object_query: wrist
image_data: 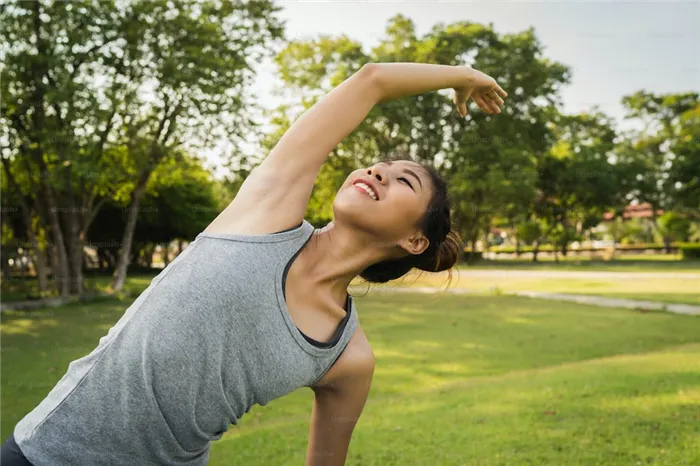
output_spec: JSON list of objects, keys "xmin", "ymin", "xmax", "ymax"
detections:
[{"xmin": 453, "ymin": 65, "xmax": 476, "ymax": 89}]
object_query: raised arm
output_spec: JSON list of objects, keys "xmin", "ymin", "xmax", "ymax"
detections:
[
  {"xmin": 204, "ymin": 63, "xmax": 506, "ymax": 235},
  {"xmin": 255, "ymin": 63, "xmax": 507, "ymax": 188}
]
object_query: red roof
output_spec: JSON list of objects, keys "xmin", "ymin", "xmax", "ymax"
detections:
[{"xmin": 603, "ymin": 203, "xmax": 664, "ymax": 221}]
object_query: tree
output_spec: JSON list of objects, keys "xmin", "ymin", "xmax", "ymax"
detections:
[
  {"xmin": 668, "ymin": 102, "xmax": 700, "ymax": 213},
  {"xmin": 656, "ymin": 212, "xmax": 691, "ymax": 251},
  {"xmin": 89, "ymin": 154, "xmax": 221, "ymax": 272},
  {"xmin": 617, "ymin": 91, "xmax": 700, "ymax": 229},
  {"xmin": 531, "ymin": 112, "xmax": 618, "ymax": 257},
  {"xmin": 1, "ymin": 0, "xmax": 283, "ymax": 295}
]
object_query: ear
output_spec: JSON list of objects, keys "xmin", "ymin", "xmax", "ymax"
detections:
[{"xmin": 397, "ymin": 233, "xmax": 429, "ymax": 256}]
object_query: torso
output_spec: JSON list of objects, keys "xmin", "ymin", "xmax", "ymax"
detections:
[{"xmin": 210, "ymin": 217, "xmax": 373, "ymax": 389}]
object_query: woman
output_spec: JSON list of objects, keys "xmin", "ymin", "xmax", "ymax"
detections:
[{"xmin": 2, "ymin": 62, "xmax": 506, "ymax": 466}]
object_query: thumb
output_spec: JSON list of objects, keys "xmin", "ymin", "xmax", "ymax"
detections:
[
  {"xmin": 459, "ymin": 102, "xmax": 467, "ymax": 118},
  {"xmin": 454, "ymin": 88, "xmax": 472, "ymax": 118}
]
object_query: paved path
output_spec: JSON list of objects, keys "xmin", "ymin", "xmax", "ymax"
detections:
[
  {"xmin": 511, "ymin": 291, "xmax": 700, "ymax": 316},
  {"xmin": 349, "ymin": 286, "xmax": 700, "ymax": 316}
]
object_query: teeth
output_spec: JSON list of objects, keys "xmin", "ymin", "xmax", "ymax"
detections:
[{"xmin": 355, "ymin": 182, "xmax": 378, "ymax": 200}]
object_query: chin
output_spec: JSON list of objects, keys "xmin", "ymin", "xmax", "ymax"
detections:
[{"xmin": 332, "ymin": 191, "xmax": 383, "ymax": 230}]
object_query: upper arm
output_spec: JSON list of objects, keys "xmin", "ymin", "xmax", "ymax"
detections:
[
  {"xmin": 258, "ymin": 63, "xmax": 379, "ymax": 187},
  {"xmin": 204, "ymin": 64, "xmax": 380, "ymax": 236},
  {"xmin": 305, "ymin": 331, "xmax": 375, "ymax": 466}
]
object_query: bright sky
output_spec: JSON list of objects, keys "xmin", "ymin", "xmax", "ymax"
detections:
[{"xmin": 202, "ymin": 0, "xmax": 699, "ymax": 176}]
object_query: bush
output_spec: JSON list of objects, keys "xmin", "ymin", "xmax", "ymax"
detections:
[
  {"xmin": 461, "ymin": 249, "xmax": 483, "ymax": 261},
  {"xmin": 679, "ymin": 243, "xmax": 700, "ymax": 260},
  {"xmin": 489, "ymin": 242, "xmax": 684, "ymax": 254}
]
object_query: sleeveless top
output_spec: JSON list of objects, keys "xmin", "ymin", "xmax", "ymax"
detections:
[{"xmin": 13, "ymin": 219, "xmax": 359, "ymax": 466}]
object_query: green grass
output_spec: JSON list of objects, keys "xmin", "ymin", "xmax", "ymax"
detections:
[
  {"xmin": 1, "ymin": 273, "xmax": 157, "ymax": 302},
  {"xmin": 462, "ymin": 256, "xmax": 700, "ymax": 272},
  {"xmin": 373, "ymin": 269, "xmax": 700, "ymax": 305},
  {"xmin": 2, "ymin": 291, "xmax": 699, "ymax": 465}
]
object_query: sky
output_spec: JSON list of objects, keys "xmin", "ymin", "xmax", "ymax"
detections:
[{"xmin": 202, "ymin": 0, "xmax": 699, "ymax": 176}]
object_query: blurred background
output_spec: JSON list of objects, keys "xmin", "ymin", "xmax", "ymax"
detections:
[{"xmin": 1, "ymin": 1, "xmax": 699, "ymax": 465}]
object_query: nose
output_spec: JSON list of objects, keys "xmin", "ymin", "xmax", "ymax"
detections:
[{"xmin": 367, "ymin": 164, "xmax": 388, "ymax": 185}]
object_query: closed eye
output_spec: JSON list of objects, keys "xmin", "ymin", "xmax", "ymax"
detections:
[{"xmin": 398, "ymin": 177, "xmax": 415, "ymax": 191}]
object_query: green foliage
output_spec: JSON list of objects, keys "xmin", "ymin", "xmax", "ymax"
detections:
[
  {"xmin": 1, "ymin": 0, "xmax": 283, "ymax": 292},
  {"xmin": 680, "ymin": 244, "xmax": 700, "ymax": 260},
  {"xmin": 89, "ymin": 155, "xmax": 220, "ymax": 247},
  {"xmin": 516, "ymin": 221, "xmax": 541, "ymax": 245},
  {"xmin": 618, "ymin": 91, "xmax": 700, "ymax": 214},
  {"xmin": 657, "ymin": 211, "xmax": 692, "ymax": 242}
]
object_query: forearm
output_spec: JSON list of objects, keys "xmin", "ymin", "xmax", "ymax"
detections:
[{"xmin": 368, "ymin": 62, "xmax": 471, "ymax": 103}]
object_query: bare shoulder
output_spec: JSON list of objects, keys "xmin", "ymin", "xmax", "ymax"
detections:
[
  {"xmin": 311, "ymin": 324, "xmax": 375, "ymax": 392},
  {"xmin": 203, "ymin": 166, "xmax": 315, "ymax": 236}
]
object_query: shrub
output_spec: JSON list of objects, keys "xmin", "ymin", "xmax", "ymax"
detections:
[{"xmin": 679, "ymin": 243, "xmax": 700, "ymax": 260}]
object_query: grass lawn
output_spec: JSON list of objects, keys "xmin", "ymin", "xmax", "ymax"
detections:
[
  {"xmin": 370, "ymin": 269, "xmax": 700, "ymax": 305},
  {"xmin": 464, "ymin": 256, "xmax": 700, "ymax": 272},
  {"xmin": 2, "ymin": 291, "xmax": 699, "ymax": 465},
  {"xmin": 1, "ymin": 273, "xmax": 157, "ymax": 302}
]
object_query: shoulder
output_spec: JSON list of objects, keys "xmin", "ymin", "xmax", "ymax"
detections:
[{"xmin": 312, "ymin": 324, "xmax": 375, "ymax": 392}]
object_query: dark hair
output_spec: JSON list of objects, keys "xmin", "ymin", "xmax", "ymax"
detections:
[{"xmin": 358, "ymin": 155, "xmax": 464, "ymax": 287}]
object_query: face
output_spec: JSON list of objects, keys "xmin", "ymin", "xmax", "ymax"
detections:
[{"xmin": 333, "ymin": 160, "xmax": 433, "ymax": 256}]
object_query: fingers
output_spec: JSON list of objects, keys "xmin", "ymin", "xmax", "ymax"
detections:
[
  {"xmin": 489, "ymin": 90, "xmax": 504, "ymax": 107},
  {"xmin": 483, "ymin": 94, "xmax": 501, "ymax": 113},
  {"xmin": 472, "ymin": 95, "xmax": 492, "ymax": 114},
  {"xmin": 493, "ymin": 82, "xmax": 508, "ymax": 98}
]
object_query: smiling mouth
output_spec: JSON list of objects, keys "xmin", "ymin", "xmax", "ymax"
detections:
[{"xmin": 352, "ymin": 183, "xmax": 379, "ymax": 200}]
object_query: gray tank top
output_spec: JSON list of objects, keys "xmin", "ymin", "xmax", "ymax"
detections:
[{"xmin": 13, "ymin": 219, "xmax": 359, "ymax": 465}]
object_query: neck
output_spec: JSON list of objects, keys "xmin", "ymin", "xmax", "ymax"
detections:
[{"xmin": 298, "ymin": 220, "xmax": 393, "ymax": 304}]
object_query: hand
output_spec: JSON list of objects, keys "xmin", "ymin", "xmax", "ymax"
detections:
[{"xmin": 453, "ymin": 68, "xmax": 508, "ymax": 117}]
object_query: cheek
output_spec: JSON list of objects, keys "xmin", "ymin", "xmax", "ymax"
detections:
[{"xmin": 381, "ymin": 190, "xmax": 424, "ymax": 223}]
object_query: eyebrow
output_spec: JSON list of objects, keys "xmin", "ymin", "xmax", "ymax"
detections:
[{"xmin": 382, "ymin": 161, "xmax": 423, "ymax": 191}]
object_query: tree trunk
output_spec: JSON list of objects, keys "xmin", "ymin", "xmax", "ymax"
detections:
[
  {"xmin": 145, "ymin": 244, "xmax": 154, "ymax": 269},
  {"xmin": 65, "ymin": 214, "xmax": 84, "ymax": 295},
  {"xmin": 64, "ymin": 173, "xmax": 86, "ymax": 296},
  {"xmin": 112, "ymin": 173, "xmax": 151, "ymax": 291},
  {"xmin": 663, "ymin": 236, "xmax": 672, "ymax": 254},
  {"xmin": 28, "ymin": 0, "xmax": 70, "ymax": 296},
  {"xmin": 43, "ymin": 192, "xmax": 71, "ymax": 296},
  {"xmin": 27, "ymin": 223, "xmax": 49, "ymax": 293},
  {"xmin": 1, "ymin": 247, "xmax": 13, "ymax": 281},
  {"xmin": 163, "ymin": 242, "xmax": 171, "ymax": 266},
  {"xmin": 511, "ymin": 221, "xmax": 520, "ymax": 258},
  {"xmin": 0, "ymin": 193, "xmax": 12, "ymax": 283},
  {"xmin": 50, "ymin": 241, "xmax": 60, "ymax": 292},
  {"xmin": 533, "ymin": 240, "xmax": 539, "ymax": 262},
  {"xmin": 469, "ymin": 229, "xmax": 479, "ymax": 262}
]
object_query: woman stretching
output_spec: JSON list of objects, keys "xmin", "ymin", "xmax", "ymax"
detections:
[{"xmin": 2, "ymin": 63, "xmax": 506, "ymax": 466}]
